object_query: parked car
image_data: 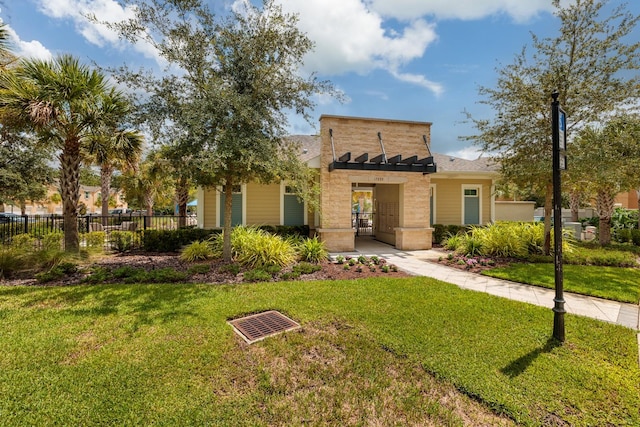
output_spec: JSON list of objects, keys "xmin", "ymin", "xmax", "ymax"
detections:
[{"xmin": 108, "ymin": 209, "xmax": 132, "ymax": 215}]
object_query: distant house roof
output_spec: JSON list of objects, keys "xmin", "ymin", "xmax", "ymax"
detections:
[
  {"xmin": 287, "ymin": 134, "xmax": 498, "ymax": 174},
  {"xmin": 431, "ymin": 153, "xmax": 498, "ymax": 173}
]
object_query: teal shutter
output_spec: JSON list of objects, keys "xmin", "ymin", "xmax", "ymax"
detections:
[
  {"xmin": 283, "ymin": 194, "xmax": 304, "ymax": 226},
  {"xmin": 220, "ymin": 193, "xmax": 242, "ymax": 226}
]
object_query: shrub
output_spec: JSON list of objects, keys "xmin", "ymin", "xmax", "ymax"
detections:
[
  {"xmin": 458, "ymin": 234, "xmax": 483, "ymax": 257},
  {"xmin": 293, "ymin": 261, "xmax": 322, "ymax": 275},
  {"xmin": 83, "ymin": 267, "xmax": 112, "ymax": 284},
  {"xmin": 357, "ymin": 255, "xmax": 368, "ymax": 264},
  {"xmin": 615, "ymin": 228, "xmax": 632, "ymax": 243},
  {"xmin": 432, "ymin": 224, "xmax": 446, "ymax": 245},
  {"xmin": 296, "ymin": 237, "xmax": 328, "ymax": 264},
  {"xmin": 84, "ymin": 231, "xmax": 106, "ymax": 251},
  {"xmin": 11, "ymin": 234, "xmax": 35, "ymax": 251},
  {"xmin": 143, "ymin": 228, "xmax": 219, "ymax": 253},
  {"xmin": 109, "ymin": 231, "xmax": 138, "ymax": 253},
  {"xmin": 42, "ymin": 231, "xmax": 63, "ymax": 251},
  {"xmin": 443, "ymin": 233, "xmax": 464, "ymax": 251},
  {"xmin": 243, "ymin": 268, "xmax": 272, "ymax": 282},
  {"xmin": 187, "ymin": 264, "xmax": 210, "ymax": 275},
  {"xmin": 34, "ymin": 262, "xmax": 77, "ymax": 283},
  {"xmin": 632, "ymin": 229, "xmax": 640, "ymax": 246},
  {"xmin": 180, "ymin": 240, "xmax": 214, "ymax": 262},
  {"xmin": 211, "ymin": 226, "xmax": 296, "ymax": 268},
  {"xmin": 0, "ymin": 247, "xmax": 26, "ymax": 279},
  {"xmin": 335, "ymin": 255, "xmax": 345, "ymax": 264},
  {"xmin": 219, "ymin": 263, "xmax": 240, "ymax": 275}
]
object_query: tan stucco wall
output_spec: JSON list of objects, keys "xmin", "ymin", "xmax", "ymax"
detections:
[
  {"xmin": 495, "ymin": 201, "xmax": 535, "ymax": 222},
  {"xmin": 246, "ymin": 182, "xmax": 280, "ymax": 225},
  {"xmin": 318, "ymin": 115, "xmax": 433, "ymax": 251},
  {"xmin": 430, "ymin": 177, "xmax": 493, "ymax": 225}
]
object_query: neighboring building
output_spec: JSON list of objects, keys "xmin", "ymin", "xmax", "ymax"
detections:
[
  {"xmin": 615, "ymin": 190, "xmax": 639, "ymax": 210},
  {"xmin": 197, "ymin": 115, "xmax": 505, "ymax": 252},
  {"xmin": 2, "ymin": 184, "xmax": 128, "ymax": 215}
]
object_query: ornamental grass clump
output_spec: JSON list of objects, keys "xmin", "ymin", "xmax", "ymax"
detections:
[
  {"xmin": 180, "ymin": 240, "xmax": 214, "ymax": 262},
  {"xmin": 296, "ymin": 237, "xmax": 328, "ymax": 264},
  {"xmin": 211, "ymin": 226, "xmax": 296, "ymax": 268}
]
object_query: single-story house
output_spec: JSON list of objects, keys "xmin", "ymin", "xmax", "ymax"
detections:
[{"xmin": 196, "ymin": 115, "xmax": 506, "ymax": 252}]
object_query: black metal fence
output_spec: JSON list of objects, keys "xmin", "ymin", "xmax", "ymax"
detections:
[
  {"xmin": 0, "ymin": 213, "xmax": 198, "ymax": 249},
  {"xmin": 352, "ymin": 212, "xmax": 374, "ymax": 237}
]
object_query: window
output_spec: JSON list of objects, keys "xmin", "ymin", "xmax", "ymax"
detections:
[
  {"xmin": 282, "ymin": 183, "xmax": 305, "ymax": 226},
  {"xmin": 84, "ymin": 191, "xmax": 90, "ymax": 200}
]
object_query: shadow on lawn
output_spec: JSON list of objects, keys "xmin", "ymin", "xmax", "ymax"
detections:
[
  {"xmin": 1, "ymin": 283, "xmax": 218, "ymax": 329},
  {"xmin": 500, "ymin": 338, "xmax": 561, "ymax": 378}
]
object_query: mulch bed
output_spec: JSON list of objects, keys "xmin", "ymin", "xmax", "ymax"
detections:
[{"xmin": 0, "ymin": 252, "xmax": 409, "ymax": 287}]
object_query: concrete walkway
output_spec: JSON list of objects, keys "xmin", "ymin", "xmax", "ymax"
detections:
[{"xmin": 333, "ymin": 238, "xmax": 639, "ymax": 331}]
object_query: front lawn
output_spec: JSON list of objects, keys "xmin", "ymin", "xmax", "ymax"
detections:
[
  {"xmin": 483, "ymin": 263, "xmax": 640, "ymax": 303},
  {"xmin": 1, "ymin": 278, "xmax": 638, "ymax": 426}
]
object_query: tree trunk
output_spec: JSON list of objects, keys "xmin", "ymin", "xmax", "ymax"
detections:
[
  {"xmin": 101, "ymin": 163, "xmax": 113, "ymax": 225},
  {"xmin": 596, "ymin": 189, "xmax": 615, "ymax": 245},
  {"xmin": 59, "ymin": 139, "xmax": 81, "ymax": 252},
  {"xmin": 569, "ymin": 189, "xmax": 580, "ymax": 222},
  {"xmin": 175, "ymin": 176, "xmax": 189, "ymax": 228},
  {"xmin": 144, "ymin": 191, "xmax": 154, "ymax": 229},
  {"xmin": 223, "ymin": 176, "xmax": 234, "ymax": 262},
  {"xmin": 543, "ymin": 182, "xmax": 553, "ymax": 255}
]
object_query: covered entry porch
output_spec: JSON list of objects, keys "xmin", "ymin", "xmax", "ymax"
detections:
[{"xmin": 316, "ymin": 115, "xmax": 437, "ymax": 252}]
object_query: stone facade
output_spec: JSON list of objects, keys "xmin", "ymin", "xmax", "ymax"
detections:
[{"xmin": 317, "ymin": 115, "xmax": 434, "ymax": 251}]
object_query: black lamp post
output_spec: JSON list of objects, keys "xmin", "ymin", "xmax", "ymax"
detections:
[{"xmin": 551, "ymin": 91, "xmax": 566, "ymax": 342}]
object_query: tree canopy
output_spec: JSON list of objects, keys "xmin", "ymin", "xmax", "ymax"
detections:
[
  {"xmin": 466, "ymin": 0, "xmax": 640, "ymax": 251},
  {"xmin": 106, "ymin": 0, "xmax": 337, "ymax": 260}
]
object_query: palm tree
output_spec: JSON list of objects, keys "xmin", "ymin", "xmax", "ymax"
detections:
[
  {"xmin": 85, "ymin": 88, "xmax": 143, "ymax": 221},
  {"xmin": 0, "ymin": 54, "xmax": 109, "ymax": 251},
  {"xmin": 0, "ymin": 23, "xmax": 16, "ymax": 69}
]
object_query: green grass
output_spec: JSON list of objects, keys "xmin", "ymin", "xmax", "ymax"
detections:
[
  {"xmin": 0, "ymin": 278, "xmax": 638, "ymax": 426},
  {"xmin": 483, "ymin": 263, "xmax": 640, "ymax": 303}
]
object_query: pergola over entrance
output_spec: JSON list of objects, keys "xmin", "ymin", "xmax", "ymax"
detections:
[{"xmin": 317, "ymin": 115, "xmax": 437, "ymax": 252}]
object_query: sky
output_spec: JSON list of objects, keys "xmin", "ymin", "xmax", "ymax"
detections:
[{"xmin": 2, "ymin": 0, "xmax": 639, "ymax": 159}]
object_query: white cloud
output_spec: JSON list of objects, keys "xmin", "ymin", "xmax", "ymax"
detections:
[
  {"xmin": 365, "ymin": 0, "xmax": 554, "ymax": 22},
  {"xmin": 277, "ymin": 0, "xmax": 441, "ymax": 95},
  {"xmin": 5, "ymin": 25, "xmax": 52, "ymax": 60},
  {"xmin": 34, "ymin": 0, "xmax": 161, "ymax": 62}
]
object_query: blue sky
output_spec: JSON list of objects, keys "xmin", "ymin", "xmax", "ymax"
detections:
[{"xmin": 2, "ymin": 0, "xmax": 638, "ymax": 158}]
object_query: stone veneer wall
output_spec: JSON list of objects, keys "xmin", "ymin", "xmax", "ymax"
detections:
[{"xmin": 317, "ymin": 115, "xmax": 434, "ymax": 251}]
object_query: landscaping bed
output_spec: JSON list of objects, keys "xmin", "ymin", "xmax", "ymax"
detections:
[{"xmin": 1, "ymin": 252, "xmax": 409, "ymax": 287}]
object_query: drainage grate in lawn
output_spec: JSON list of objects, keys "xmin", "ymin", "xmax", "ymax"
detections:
[{"xmin": 228, "ymin": 310, "xmax": 301, "ymax": 344}]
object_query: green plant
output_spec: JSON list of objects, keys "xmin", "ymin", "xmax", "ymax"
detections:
[
  {"xmin": 180, "ymin": 240, "xmax": 214, "ymax": 262},
  {"xmin": 84, "ymin": 231, "xmax": 106, "ymax": 251},
  {"xmin": 370, "ymin": 256, "xmax": 380, "ymax": 265},
  {"xmin": 432, "ymin": 224, "xmax": 446, "ymax": 245},
  {"xmin": 219, "ymin": 263, "xmax": 240, "ymax": 275},
  {"xmin": 82, "ymin": 266, "xmax": 112, "ymax": 284},
  {"xmin": 279, "ymin": 271, "xmax": 300, "ymax": 280},
  {"xmin": 243, "ymin": 268, "xmax": 272, "ymax": 282},
  {"xmin": 335, "ymin": 255, "xmax": 345, "ymax": 264},
  {"xmin": 211, "ymin": 226, "xmax": 296, "ymax": 268},
  {"xmin": 381, "ymin": 265, "xmax": 390, "ymax": 273},
  {"xmin": 348, "ymin": 258, "xmax": 357, "ymax": 266},
  {"xmin": 343, "ymin": 264, "xmax": 350, "ymax": 271},
  {"xmin": 297, "ymin": 237, "xmax": 328, "ymax": 264},
  {"xmin": 10, "ymin": 234, "xmax": 35, "ymax": 252},
  {"xmin": 357, "ymin": 255, "xmax": 368, "ymax": 264},
  {"xmin": 42, "ymin": 231, "xmax": 63, "ymax": 251},
  {"xmin": 109, "ymin": 231, "xmax": 138, "ymax": 253},
  {"xmin": 443, "ymin": 233, "xmax": 463, "ymax": 251},
  {"xmin": 34, "ymin": 261, "xmax": 77, "ymax": 283},
  {"xmin": 187, "ymin": 264, "xmax": 211, "ymax": 275},
  {"xmin": 0, "ymin": 247, "xmax": 27, "ymax": 279},
  {"xmin": 292, "ymin": 261, "xmax": 322, "ymax": 275}
]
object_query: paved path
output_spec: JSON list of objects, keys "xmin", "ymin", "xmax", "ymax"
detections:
[{"xmin": 333, "ymin": 238, "xmax": 639, "ymax": 331}]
